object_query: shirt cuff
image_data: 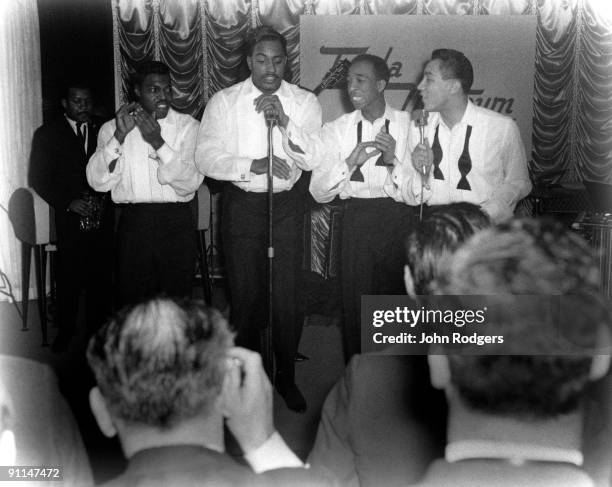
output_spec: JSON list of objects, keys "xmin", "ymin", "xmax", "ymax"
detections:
[
  {"xmin": 105, "ymin": 136, "xmax": 123, "ymax": 161},
  {"xmin": 156, "ymin": 143, "xmax": 175, "ymax": 165},
  {"xmin": 243, "ymin": 431, "xmax": 305, "ymax": 473}
]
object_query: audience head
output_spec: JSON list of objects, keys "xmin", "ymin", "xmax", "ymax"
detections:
[
  {"xmin": 246, "ymin": 26, "xmax": 287, "ymax": 94},
  {"xmin": 87, "ymin": 298, "xmax": 234, "ymax": 438},
  {"xmin": 429, "ymin": 218, "xmax": 611, "ymax": 419},
  {"xmin": 417, "ymin": 48, "xmax": 473, "ymax": 111},
  {"xmin": 404, "ymin": 203, "xmax": 490, "ymax": 296},
  {"xmin": 61, "ymin": 80, "xmax": 93, "ymax": 123},
  {"xmin": 347, "ymin": 54, "xmax": 389, "ymax": 112},
  {"xmin": 132, "ymin": 61, "xmax": 172, "ymax": 119}
]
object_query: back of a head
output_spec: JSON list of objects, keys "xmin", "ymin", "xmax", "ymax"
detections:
[
  {"xmin": 431, "ymin": 48, "xmax": 473, "ymax": 94},
  {"xmin": 87, "ymin": 298, "xmax": 234, "ymax": 429},
  {"xmin": 405, "ymin": 203, "xmax": 490, "ymax": 295},
  {"xmin": 435, "ymin": 218, "xmax": 610, "ymax": 418}
]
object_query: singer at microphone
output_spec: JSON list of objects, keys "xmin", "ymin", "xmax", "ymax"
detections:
[{"xmin": 194, "ymin": 26, "xmax": 323, "ymax": 413}]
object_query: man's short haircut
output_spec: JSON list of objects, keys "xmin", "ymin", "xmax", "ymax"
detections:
[
  {"xmin": 405, "ymin": 203, "xmax": 490, "ymax": 295},
  {"xmin": 350, "ymin": 54, "xmax": 391, "ymax": 84},
  {"xmin": 245, "ymin": 25, "xmax": 287, "ymax": 57},
  {"xmin": 431, "ymin": 49, "xmax": 473, "ymax": 94},
  {"xmin": 87, "ymin": 298, "xmax": 234, "ymax": 429},
  {"xmin": 133, "ymin": 60, "xmax": 171, "ymax": 88},
  {"xmin": 435, "ymin": 218, "xmax": 611, "ymax": 418},
  {"xmin": 62, "ymin": 80, "xmax": 93, "ymax": 100}
]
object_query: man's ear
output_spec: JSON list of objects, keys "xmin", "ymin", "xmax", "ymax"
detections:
[
  {"xmin": 376, "ymin": 79, "xmax": 387, "ymax": 94},
  {"xmin": 428, "ymin": 353, "xmax": 451, "ymax": 390},
  {"xmin": 404, "ymin": 264, "xmax": 416, "ymax": 298},
  {"xmin": 89, "ymin": 387, "xmax": 118, "ymax": 438},
  {"xmin": 449, "ymin": 78, "xmax": 463, "ymax": 96}
]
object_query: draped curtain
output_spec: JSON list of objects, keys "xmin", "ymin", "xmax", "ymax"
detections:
[
  {"xmin": 112, "ymin": 0, "xmax": 612, "ymax": 185},
  {"xmin": 0, "ymin": 0, "xmax": 42, "ymax": 302}
]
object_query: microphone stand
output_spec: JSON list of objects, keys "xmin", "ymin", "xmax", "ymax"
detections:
[
  {"xmin": 419, "ymin": 125, "xmax": 426, "ymax": 221},
  {"xmin": 263, "ymin": 117, "xmax": 275, "ymax": 379}
]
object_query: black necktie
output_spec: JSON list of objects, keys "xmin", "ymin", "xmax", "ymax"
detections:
[
  {"xmin": 375, "ymin": 119, "xmax": 391, "ymax": 166},
  {"xmin": 432, "ymin": 125, "xmax": 444, "ymax": 180},
  {"xmin": 76, "ymin": 122, "xmax": 86, "ymax": 153},
  {"xmin": 456, "ymin": 125, "xmax": 473, "ymax": 191},
  {"xmin": 350, "ymin": 121, "xmax": 365, "ymax": 182}
]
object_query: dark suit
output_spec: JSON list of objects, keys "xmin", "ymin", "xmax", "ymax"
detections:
[
  {"xmin": 29, "ymin": 116, "xmax": 113, "ymax": 341},
  {"xmin": 100, "ymin": 445, "xmax": 334, "ymax": 487},
  {"xmin": 308, "ymin": 354, "xmax": 447, "ymax": 487}
]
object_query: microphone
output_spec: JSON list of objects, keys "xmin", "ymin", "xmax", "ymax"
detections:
[
  {"xmin": 416, "ymin": 108, "xmax": 428, "ymax": 145},
  {"xmin": 264, "ymin": 108, "xmax": 277, "ymax": 126},
  {"xmin": 415, "ymin": 109, "xmax": 429, "ymax": 177}
]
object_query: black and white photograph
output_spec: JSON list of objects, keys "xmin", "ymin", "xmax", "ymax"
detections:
[{"xmin": 1, "ymin": 0, "xmax": 612, "ymax": 485}]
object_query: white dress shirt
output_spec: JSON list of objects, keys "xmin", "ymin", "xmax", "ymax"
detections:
[
  {"xmin": 86, "ymin": 108, "xmax": 203, "ymax": 203},
  {"xmin": 195, "ymin": 77, "xmax": 322, "ymax": 193},
  {"xmin": 395, "ymin": 101, "xmax": 532, "ymax": 222},
  {"xmin": 308, "ymin": 105, "xmax": 409, "ymax": 203}
]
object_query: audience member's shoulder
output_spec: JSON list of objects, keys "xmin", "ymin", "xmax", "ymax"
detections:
[{"xmin": 0, "ymin": 355, "xmax": 55, "ymax": 390}]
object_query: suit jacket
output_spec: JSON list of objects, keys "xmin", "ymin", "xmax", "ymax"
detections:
[
  {"xmin": 308, "ymin": 354, "xmax": 447, "ymax": 487},
  {"xmin": 29, "ymin": 115, "xmax": 114, "ymax": 242},
  {"xmin": 99, "ymin": 445, "xmax": 335, "ymax": 487},
  {"xmin": 0, "ymin": 355, "xmax": 94, "ymax": 486},
  {"xmin": 29, "ymin": 116, "xmax": 101, "ymax": 212}
]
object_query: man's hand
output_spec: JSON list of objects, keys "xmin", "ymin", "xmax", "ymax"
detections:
[
  {"xmin": 251, "ymin": 155, "xmax": 292, "ymax": 180},
  {"xmin": 346, "ymin": 142, "xmax": 380, "ymax": 170},
  {"xmin": 411, "ymin": 138, "xmax": 433, "ymax": 176},
  {"xmin": 67, "ymin": 198, "xmax": 93, "ymax": 217},
  {"xmin": 374, "ymin": 126, "xmax": 396, "ymax": 165},
  {"xmin": 254, "ymin": 94, "xmax": 289, "ymax": 129},
  {"xmin": 222, "ymin": 347, "xmax": 274, "ymax": 454},
  {"xmin": 114, "ymin": 102, "xmax": 138, "ymax": 144},
  {"xmin": 133, "ymin": 106, "xmax": 164, "ymax": 150}
]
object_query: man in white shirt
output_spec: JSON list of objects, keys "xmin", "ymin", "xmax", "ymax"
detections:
[
  {"xmin": 196, "ymin": 26, "xmax": 322, "ymax": 412},
  {"xmin": 87, "ymin": 298, "xmax": 331, "ymax": 487},
  {"xmin": 404, "ymin": 49, "xmax": 532, "ymax": 223},
  {"xmin": 308, "ymin": 54, "xmax": 414, "ymax": 361},
  {"xmin": 87, "ymin": 61, "xmax": 203, "ymax": 306}
]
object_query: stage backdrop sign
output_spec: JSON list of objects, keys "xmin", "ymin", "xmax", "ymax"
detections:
[{"xmin": 300, "ymin": 15, "xmax": 536, "ymax": 158}]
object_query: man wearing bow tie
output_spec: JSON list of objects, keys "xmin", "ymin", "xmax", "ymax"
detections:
[
  {"xmin": 308, "ymin": 54, "xmax": 415, "ymax": 361},
  {"xmin": 403, "ymin": 49, "xmax": 532, "ymax": 223},
  {"xmin": 30, "ymin": 82, "xmax": 114, "ymax": 353}
]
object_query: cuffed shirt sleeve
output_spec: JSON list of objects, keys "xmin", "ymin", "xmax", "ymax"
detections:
[
  {"xmin": 86, "ymin": 122, "xmax": 123, "ymax": 193},
  {"xmin": 481, "ymin": 121, "xmax": 532, "ymax": 223},
  {"xmin": 156, "ymin": 119, "xmax": 204, "ymax": 197},
  {"xmin": 195, "ymin": 93, "xmax": 254, "ymax": 182},
  {"xmin": 243, "ymin": 431, "xmax": 305, "ymax": 473}
]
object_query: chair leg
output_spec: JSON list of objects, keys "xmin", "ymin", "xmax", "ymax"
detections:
[
  {"xmin": 20, "ymin": 242, "xmax": 31, "ymax": 331},
  {"xmin": 34, "ymin": 245, "xmax": 48, "ymax": 347},
  {"xmin": 197, "ymin": 230, "xmax": 212, "ymax": 305},
  {"xmin": 49, "ymin": 249, "xmax": 57, "ymax": 326}
]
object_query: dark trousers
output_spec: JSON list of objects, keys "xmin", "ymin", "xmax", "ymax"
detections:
[
  {"xmin": 341, "ymin": 198, "xmax": 414, "ymax": 361},
  {"xmin": 222, "ymin": 184, "xmax": 303, "ymax": 380},
  {"xmin": 55, "ymin": 209, "xmax": 114, "ymax": 338},
  {"xmin": 116, "ymin": 202, "xmax": 196, "ymax": 307}
]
